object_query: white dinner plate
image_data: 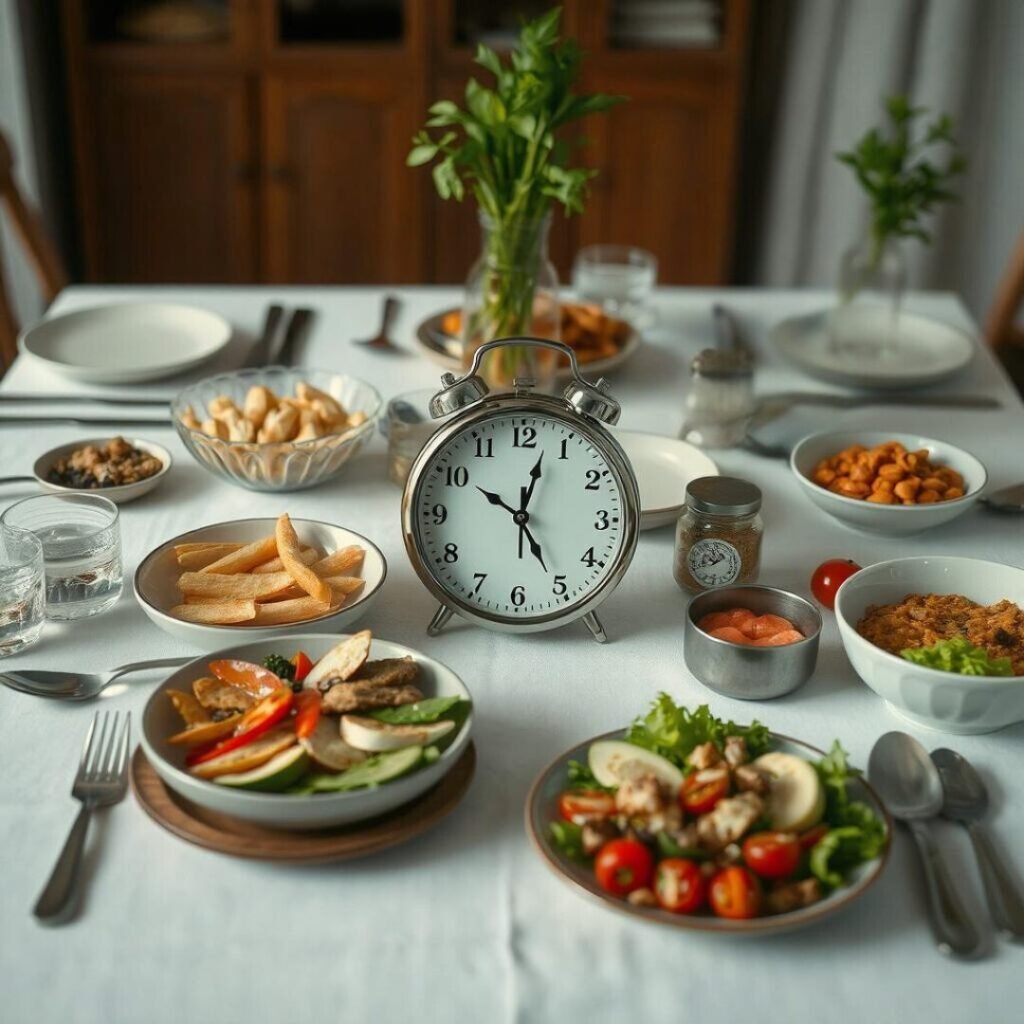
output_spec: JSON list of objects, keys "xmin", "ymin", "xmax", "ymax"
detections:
[
  {"xmin": 611, "ymin": 429, "xmax": 718, "ymax": 530},
  {"xmin": 770, "ymin": 309, "xmax": 975, "ymax": 390},
  {"xmin": 20, "ymin": 302, "xmax": 232, "ymax": 384}
]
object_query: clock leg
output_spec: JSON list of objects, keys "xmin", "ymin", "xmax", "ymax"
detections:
[
  {"xmin": 427, "ymin": 603, "xmax": 454, "ymax": 637},
  {"xmin": 582, "ymin": 611, "xmax": 608, "ymax": 644}
]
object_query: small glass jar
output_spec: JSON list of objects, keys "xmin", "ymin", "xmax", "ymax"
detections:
[{"xmin": 674, "ymin": 476, "xmax": 763, "ymax": 592}]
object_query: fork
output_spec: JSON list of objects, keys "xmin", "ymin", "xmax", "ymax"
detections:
[{"xmin": 34, "ymin": 711, "xmax": 131, "ymax": 924}]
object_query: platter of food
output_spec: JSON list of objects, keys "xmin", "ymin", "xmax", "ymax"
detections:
[
  {"xmin": 414, "ymin": 303, "xmax": 641, "ymax": 378},
  {"xmin": 527, "ymin": 695, "xmax": 890, "ymax": 934},
  {"xmin": 134, "ymin": 513, "xmax": 385, "ymax": 647},
  {"xmin": 139, "ymin": 630, "xmax": 474, "ymax": 830}
]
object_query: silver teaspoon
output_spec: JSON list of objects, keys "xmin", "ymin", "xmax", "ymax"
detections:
[
  {"xmin": 0, "ymin": 657, "xmax": 190, "ymax": 701},
  {"xmin": 869, "ymin": 731, "xmax": 985, "ymax": 959},
  {"xmin": 980, "ymin": 482, "xmax": 1024, "ymax": 513},
  {"xmin": 932, "ymin": 748, "xmax": 1024, "ymax": 941}
]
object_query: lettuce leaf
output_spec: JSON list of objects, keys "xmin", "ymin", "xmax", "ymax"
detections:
[
  {"xmin": 369, "ymin": 696, "xmax": 467, "ymax": 723},
  {"xmin": 901, "ymin": 636, "xmax": 1012, "ymax": 677},
  {"xmin": 549, "ymin": 821, "xmax": 589, "ymax": 862},
  {"xmin": 567, "ymin": 759, "xmax": 613, "ymax": 792}
]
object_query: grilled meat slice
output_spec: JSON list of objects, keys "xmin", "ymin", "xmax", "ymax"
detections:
[
  {"xmin": 696, "ymin": 792, "xmax": 765, "ymax": 851},
  {"xmin": 322, "ymin": 681, "xmax": 423, "ymax": 714},
  {"xmin": 582, "ymin": 819, "xmax": 622, "ymax": 858},
  {"xmin": 687, "ymin": 741, "xmax": 721, "ymax": 770},
  {"xmin": 734, "ymin": 763, "xmax": 771, "ymax": 795},
  {"xmin": 317, "ymin": 657, "xmax": 419, "ymax": 694},
  {"xmin": 723, "ymin": 735, "xmax": 749, "ymax": 768},
  {"xmin": 764, "ymin": 878, "xmax": 822, "ymax": 915}
]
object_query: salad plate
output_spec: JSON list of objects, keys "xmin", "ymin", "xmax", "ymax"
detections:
[
  {"xmin": 526, "ymin": 698, "xmax": 891, "ymax": 935},
  {"xmin": 140, "ymin": 633, "xmax": 473, "ymax": 830}
]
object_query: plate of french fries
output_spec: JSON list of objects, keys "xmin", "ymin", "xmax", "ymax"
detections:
[
  {"xmin": 134, "ymin": 514, "xmax": 386, "ymax": 648},
  {"xmin": 414, "ymin": 303, "xmax": 640, "ymax": 378},
  {"xmin": 171, "ymin": 368, "xmax": 381, "ymax": 492}
]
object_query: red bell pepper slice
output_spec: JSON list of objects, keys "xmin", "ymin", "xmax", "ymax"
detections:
[
  {"xmin": 187, "ymin": 688, "xmax": 294, "ymax": 766},
  {"xmin": 290, "ymin": 651, "xmax": 314, "ymax": 684},
  {"xmin": 293, "ymin": 690, "xmax": 322, "ymax": 740}
]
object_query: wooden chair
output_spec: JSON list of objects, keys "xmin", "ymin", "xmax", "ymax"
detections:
[{"xmin": 0, "ymin": 130, "xmax": 67, "ymax": 371}]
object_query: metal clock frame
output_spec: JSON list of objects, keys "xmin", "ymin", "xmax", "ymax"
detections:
[{"xmin": 401, "ymin": 349, "xmax": 641, "ymax": 644}]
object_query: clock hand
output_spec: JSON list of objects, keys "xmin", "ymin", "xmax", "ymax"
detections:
[
  {"xmin": 476, "ymin": 486, "xmax": 517, "ymax": 516},
  {"xmin": 520, "ymin": 452, "xmax": 543, "ymax": 511},
  {"xmin": 520, "ymin": 523, "xmax": 548, "ymax": 573}
]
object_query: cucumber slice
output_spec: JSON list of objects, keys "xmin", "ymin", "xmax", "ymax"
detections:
[
  {"xmin": 752, "ymin": 751, "xmax": 826, "ymax": 831},
  {"xmin": 214, "ymin": 745, "xmax": 309, "ymax": 792},
  {"xmin": 306, "ymin": 745, "xmax": 424, "ymax": 793},
  {"xmin": 341, "ymin": 714, "xmax": 455, "ymax": 752},
  {"xmin": 588, "ymin": 740, "xmax": 684, "ymax": 790}
]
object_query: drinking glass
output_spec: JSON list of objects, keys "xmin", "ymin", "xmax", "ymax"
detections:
[
  {"xmin": 384, "ymin": 389, "xmax": 447, "ymax": 486},
  {"xmin": 1, "ymin": 494, "xmax": 123, "ymax": 620},
  {"xmin": 0, "ymin": 525, "xmax": 46, "ymax": 655},
  {"xmin": 572, "ymin": 244, "xmax": 658, "ymax": 327}
]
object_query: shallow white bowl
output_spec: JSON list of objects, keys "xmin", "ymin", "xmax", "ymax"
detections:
[
  {"xmin": 135, "ymin": 517, "xmax": 386, "ymax": 650},
  {"xmin": 790, "ymin": 430, "xmax": 986, "ymax": 536},
  {"xmin": 835, "ymin": 556, "xmax": 1024, "ymax": 734},
  {"xmin": 140, "ymin": 634, "xmax": 473, "ymax": 829},
  {"xmin": 31, "ymin": 437, "xmax": 172, "ymax": 504}
]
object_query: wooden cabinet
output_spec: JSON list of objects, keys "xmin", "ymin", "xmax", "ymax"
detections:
[{"xmin": 62, "ymin": 0, "xmax": 749, "ymax": 286}]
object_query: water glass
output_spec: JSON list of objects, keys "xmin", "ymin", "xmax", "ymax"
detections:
[
  {"xmin": 572, "ymin": 244, "xmax": 658, "ymax": 327},
  {"xmin": 0, "ymin": 525, "xmax": 46, "ymax": 656},
  {"xmin": 383, "ymin": 389, "xmax": 447, "ymax": 486},
  {"xmin": 1, "ymin": 494, "xmax": 123, "ymax": 621}
]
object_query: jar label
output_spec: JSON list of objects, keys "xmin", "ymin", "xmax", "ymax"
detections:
[{"xmin": 687, "ymin": 538, "xmax": 742, "ymax": 588}]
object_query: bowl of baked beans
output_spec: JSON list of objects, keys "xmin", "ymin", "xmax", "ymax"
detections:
[{"xmin": 790, "ymin": 431, "xmax": 986, "ymax": 536}]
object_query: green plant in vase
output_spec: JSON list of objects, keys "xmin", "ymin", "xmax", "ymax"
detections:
[
  {"xmin": 831, "ymin": 96, "xmax": 965, "ymax": 354},
  {"xmin": 407, "ymin": 7, "xmax": 624, "ymax": 387}
]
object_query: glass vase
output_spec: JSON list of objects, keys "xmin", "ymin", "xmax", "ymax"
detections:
[
  {"xmin": 461, "ymin": 210, "xmax": 560, "ymax": 390},
  {"xmin": 829, "ymin": 232, "xmax": 907, "ymax": 358}
]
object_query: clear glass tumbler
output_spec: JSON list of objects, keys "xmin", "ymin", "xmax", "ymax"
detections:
[
  {"xmin": 384, "ymin": 389, "xmax": 448, "ymax": 486},
  {"xmin": 0, "ymin": 525, "xmax": 46, "ymax": 655},
  {"xmin": 1, "ymin": 493, "xmax": 123, "ymax": 621},
  {"xmin": 572, "ymin": 244, "xmax": 657, "ymax": 328}
]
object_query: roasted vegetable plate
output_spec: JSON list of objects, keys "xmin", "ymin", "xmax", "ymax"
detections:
[{"xmin": 526, "ymin": 695, "xmax": 890, "ymax": 934}]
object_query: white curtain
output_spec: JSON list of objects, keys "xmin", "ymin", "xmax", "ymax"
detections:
[{"xmin": 754, "ymin": 0, "xmax": 1024, "ymax": 321}]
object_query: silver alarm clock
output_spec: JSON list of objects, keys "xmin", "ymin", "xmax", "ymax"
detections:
[{"xmin": 401, "ymin": 337, "xmax": 640, "ymax": 643}]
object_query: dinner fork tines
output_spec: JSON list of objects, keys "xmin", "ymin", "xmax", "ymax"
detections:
[{"xmin": 34, "ymin": 711, "xmax": 131, "ymax": 925}]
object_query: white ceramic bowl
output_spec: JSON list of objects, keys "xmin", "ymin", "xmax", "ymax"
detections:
[
  {"xmin": 140, "ymin": 634, "xmax": 473, "ymax": 829},
  {"xmin": 790, "ymin": 431, "xmax": 986, "ymax": 536},
  {"xmin": 835, "ymin": 556, "xmax": 1024, "ymax": 734},
  {"xmin": 30, "ymin": 436, "xmax": 172, "ymax": 504},
  {"xmin": 135, "ymin": 517, "xmax": 386, "ymax": 650}
]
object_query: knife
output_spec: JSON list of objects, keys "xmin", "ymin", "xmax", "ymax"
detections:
[
  {"xmin": 0, "ymin": 393, "xmax": 171, "ymax": 407},
  {"xmin": 273, "ymin": 308, "xmax": 315, "ymax": 366},
  {"xmin": 245, "ymin": 304, "xmax": 285, "ymax": 367},
  {"xmin": 713, "ymin": 303, "xmax": 756, "ymax": 363},
  {"xmin": 0, "ymin": 415, "xmax": 173, "ymax": 428},
  {"xmin": 764, "ymin": 392, "xmax": 1000, "ymax": 409}
]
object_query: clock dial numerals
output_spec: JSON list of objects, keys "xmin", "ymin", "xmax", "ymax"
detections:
[{"xmin": 415, "ymin": 413, "xmax": 625, "ymax": 620}]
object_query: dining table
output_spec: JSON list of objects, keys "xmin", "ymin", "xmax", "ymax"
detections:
[{"xmin": 1, "ymin": 284, "xmax": 1021, "ymax": 1024}]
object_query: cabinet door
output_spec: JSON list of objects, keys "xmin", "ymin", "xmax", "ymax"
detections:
[
  {"xmin": 88, "ymin": 71, "xmax": 256, "ymax": 282},
  {"xmin": 263, "ymin": 76, "xmax": 424, "ymax": 283}
]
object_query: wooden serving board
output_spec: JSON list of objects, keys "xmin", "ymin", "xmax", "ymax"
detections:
[{"xmin": 130, "ymin": 744, "xmax": 475, "ymax": 863}]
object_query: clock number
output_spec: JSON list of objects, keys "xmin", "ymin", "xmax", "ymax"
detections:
[
  {"xmin": 512, "ymin": 425, "xmax": 537, "ymax": 449},
  {"xmin": 595, "ymin": 510, "xmax": 610, "ymax": 530},
  {"xmin": 445, "ymin": 466, "xmax": 468, "ymax": 487},
  {"xmin": 552, "ymin": 575, "xmax": 567, "ymax": 596},
  {"xmin": 581, "ymin": 547, "xmax": 597, "ymax": 568},
  {"xmin": 474, "ymin": 437, "xmax": 494, "ymax": 458},
  {"xmin": 430, "ymin": 503, "xmax": 447, "ymax": 525},
  {"xmin": 558, "ymin": 438, "xmax": 569, "ymax": 460},
  {"xmin": 471, "ymin": 572, "xmax": 487, "ymax": 595},
  {"xmin": 443, "ymin": 543, "xmax": 459, "ymax": 563},
  {"xmin": 585, "ymin": 469, "xmax": 601, "ymax": 490},
  {"xmin": 511, "ymin": 585, "xmax": 526, "ymax": 607}
]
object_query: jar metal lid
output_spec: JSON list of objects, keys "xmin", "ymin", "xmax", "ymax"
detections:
[{"xmin": 685, "ymin": 476, "xmax": 762, "ymax": 516}]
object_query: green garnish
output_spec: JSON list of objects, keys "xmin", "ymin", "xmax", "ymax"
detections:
[
  {"xmin": 901, "ymin": 636, "xmax": 1013, "ymax": 677},
  {"xmin": 567, "ymin": 759, "xmax": 613, "ymax": 793},
  {"xmin": 369, "ymin": 696, "xmax": 466, "ymax": 724},
  {"xmin": 262, "ymin": 654, "xmax": 295, "ymax": 682},
  {"xmin": 549, "ymin": 821, "xmax": 588, "ymax": 862}
]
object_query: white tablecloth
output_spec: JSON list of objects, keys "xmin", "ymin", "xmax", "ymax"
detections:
[{"xmin": 1, "ymin": 286, "xmax": 1022, "ymax": 1024}]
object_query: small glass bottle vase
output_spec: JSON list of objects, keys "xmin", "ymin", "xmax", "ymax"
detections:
[
  {"xmin": 461, "ymin": 211, "xmax": 560, "ymax": 390},
  {"xmin": 829, "ymin": 233, "xmax": 906, "ymax": 359}
]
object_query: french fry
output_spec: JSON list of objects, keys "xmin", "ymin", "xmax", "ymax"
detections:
[
  {"xmin": 276, "ymin": 513, "xmax": 331, "ymax": 604},
  {"xmin": 177, "ymin": 571, "xmax": 293, "ymax": 600},
  {"xmin": 168, "ymin": 600, "xmax": 258, "ymax": 624},
  {"xmin": 165, "ymin": 689, "xmax": 211, "ymax": 726},
  {"xmin": 270, "ymin": 574, "xmax": 366, "ymax": 602},
  {"xmin": 175, "ymin": 542, "xmax": 244, "ymax": 555},
  {"xmin": 167, "ymin": 716, "xmax": 241, "ymax": 746},
  {"xmin": 175, "ymin": 543, "xmax": 246, "ymax": 571},
  {"xmin": 199, "ymin": 536, "xmax": 278, "ymax": 575},
  {"xmin": 311, "ymin": 545, "xmax": 365, "ymax": 577},
  {"xmin": 251, "ymin": 595, "xmax": 335, "ymax": 626},
  {"xmin": 250, "ymin": 546, "xmax": 318, "ymax": 575}
]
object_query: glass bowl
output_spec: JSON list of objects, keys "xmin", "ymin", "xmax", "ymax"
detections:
[{"xmin": 172, "ymin": 367, "xmax": 381, "ymax": 492}]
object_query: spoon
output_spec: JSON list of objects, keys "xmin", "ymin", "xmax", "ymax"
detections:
[
  {"xmin": 931, "ymin": 748, "xmax": 1024, "ymax": 941},
  {"xmin": 980, "ymin": 482, "xmax": 1024, "ymax": 513},
  {"xmin": 353, "ymin": 295, "xmax": 405, "ymax": 353},
  {"xmin": 0, "ymin": 657, "xmax": 191, "ymax": 701},
  {"xmin": 868, "ymin": 731, "xmax": 985, "ymax": 959}
]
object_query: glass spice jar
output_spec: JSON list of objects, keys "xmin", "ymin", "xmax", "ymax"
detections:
[{"xmin": 674, "ymin": 476, "xmax": 763, "ymax": 592}]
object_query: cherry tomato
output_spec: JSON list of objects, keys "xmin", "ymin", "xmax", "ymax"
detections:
[
  {"xmin": 709, "ymin": 866, "xmax": 762, "ymax": 920},
  {"xmin": 558, "ymin": 790, "xmax": 615, "ymax": 824},
  {"xmin": 680, "ymin": 771, "xmax": 730, "ymax": 815},
  {"xmin": 293, "ymin": 689, "xmax": 322, "ymax": 740},
  {"xmin": 594, "ymin": 839, "xmax": 654, "ymax": 897},
  {"xmin": 742, "ymin": 831, "xmax": 801, "ymax": 880},
  {"xmin": 798, "ymin": 824, "xmax": 831, "ymax": 851},
  {"xmin": 187, "ymin": 688, "xmax": 294, "ymax": 766},
  {"xmin": 654, "ymin": 858, "xmax": 707, "ymax": 914},
  {"xmin": 290, "ymin": 651, "xmax": 314, "ymax": 684},
  {"xmin": 810, "ymin": 559, "xmax": 862, "ymax": 610}
]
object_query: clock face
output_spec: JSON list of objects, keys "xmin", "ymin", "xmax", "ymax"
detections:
[{"xmin": 411, "ymin": 410, "xmax": 628, "ymax": 623}]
